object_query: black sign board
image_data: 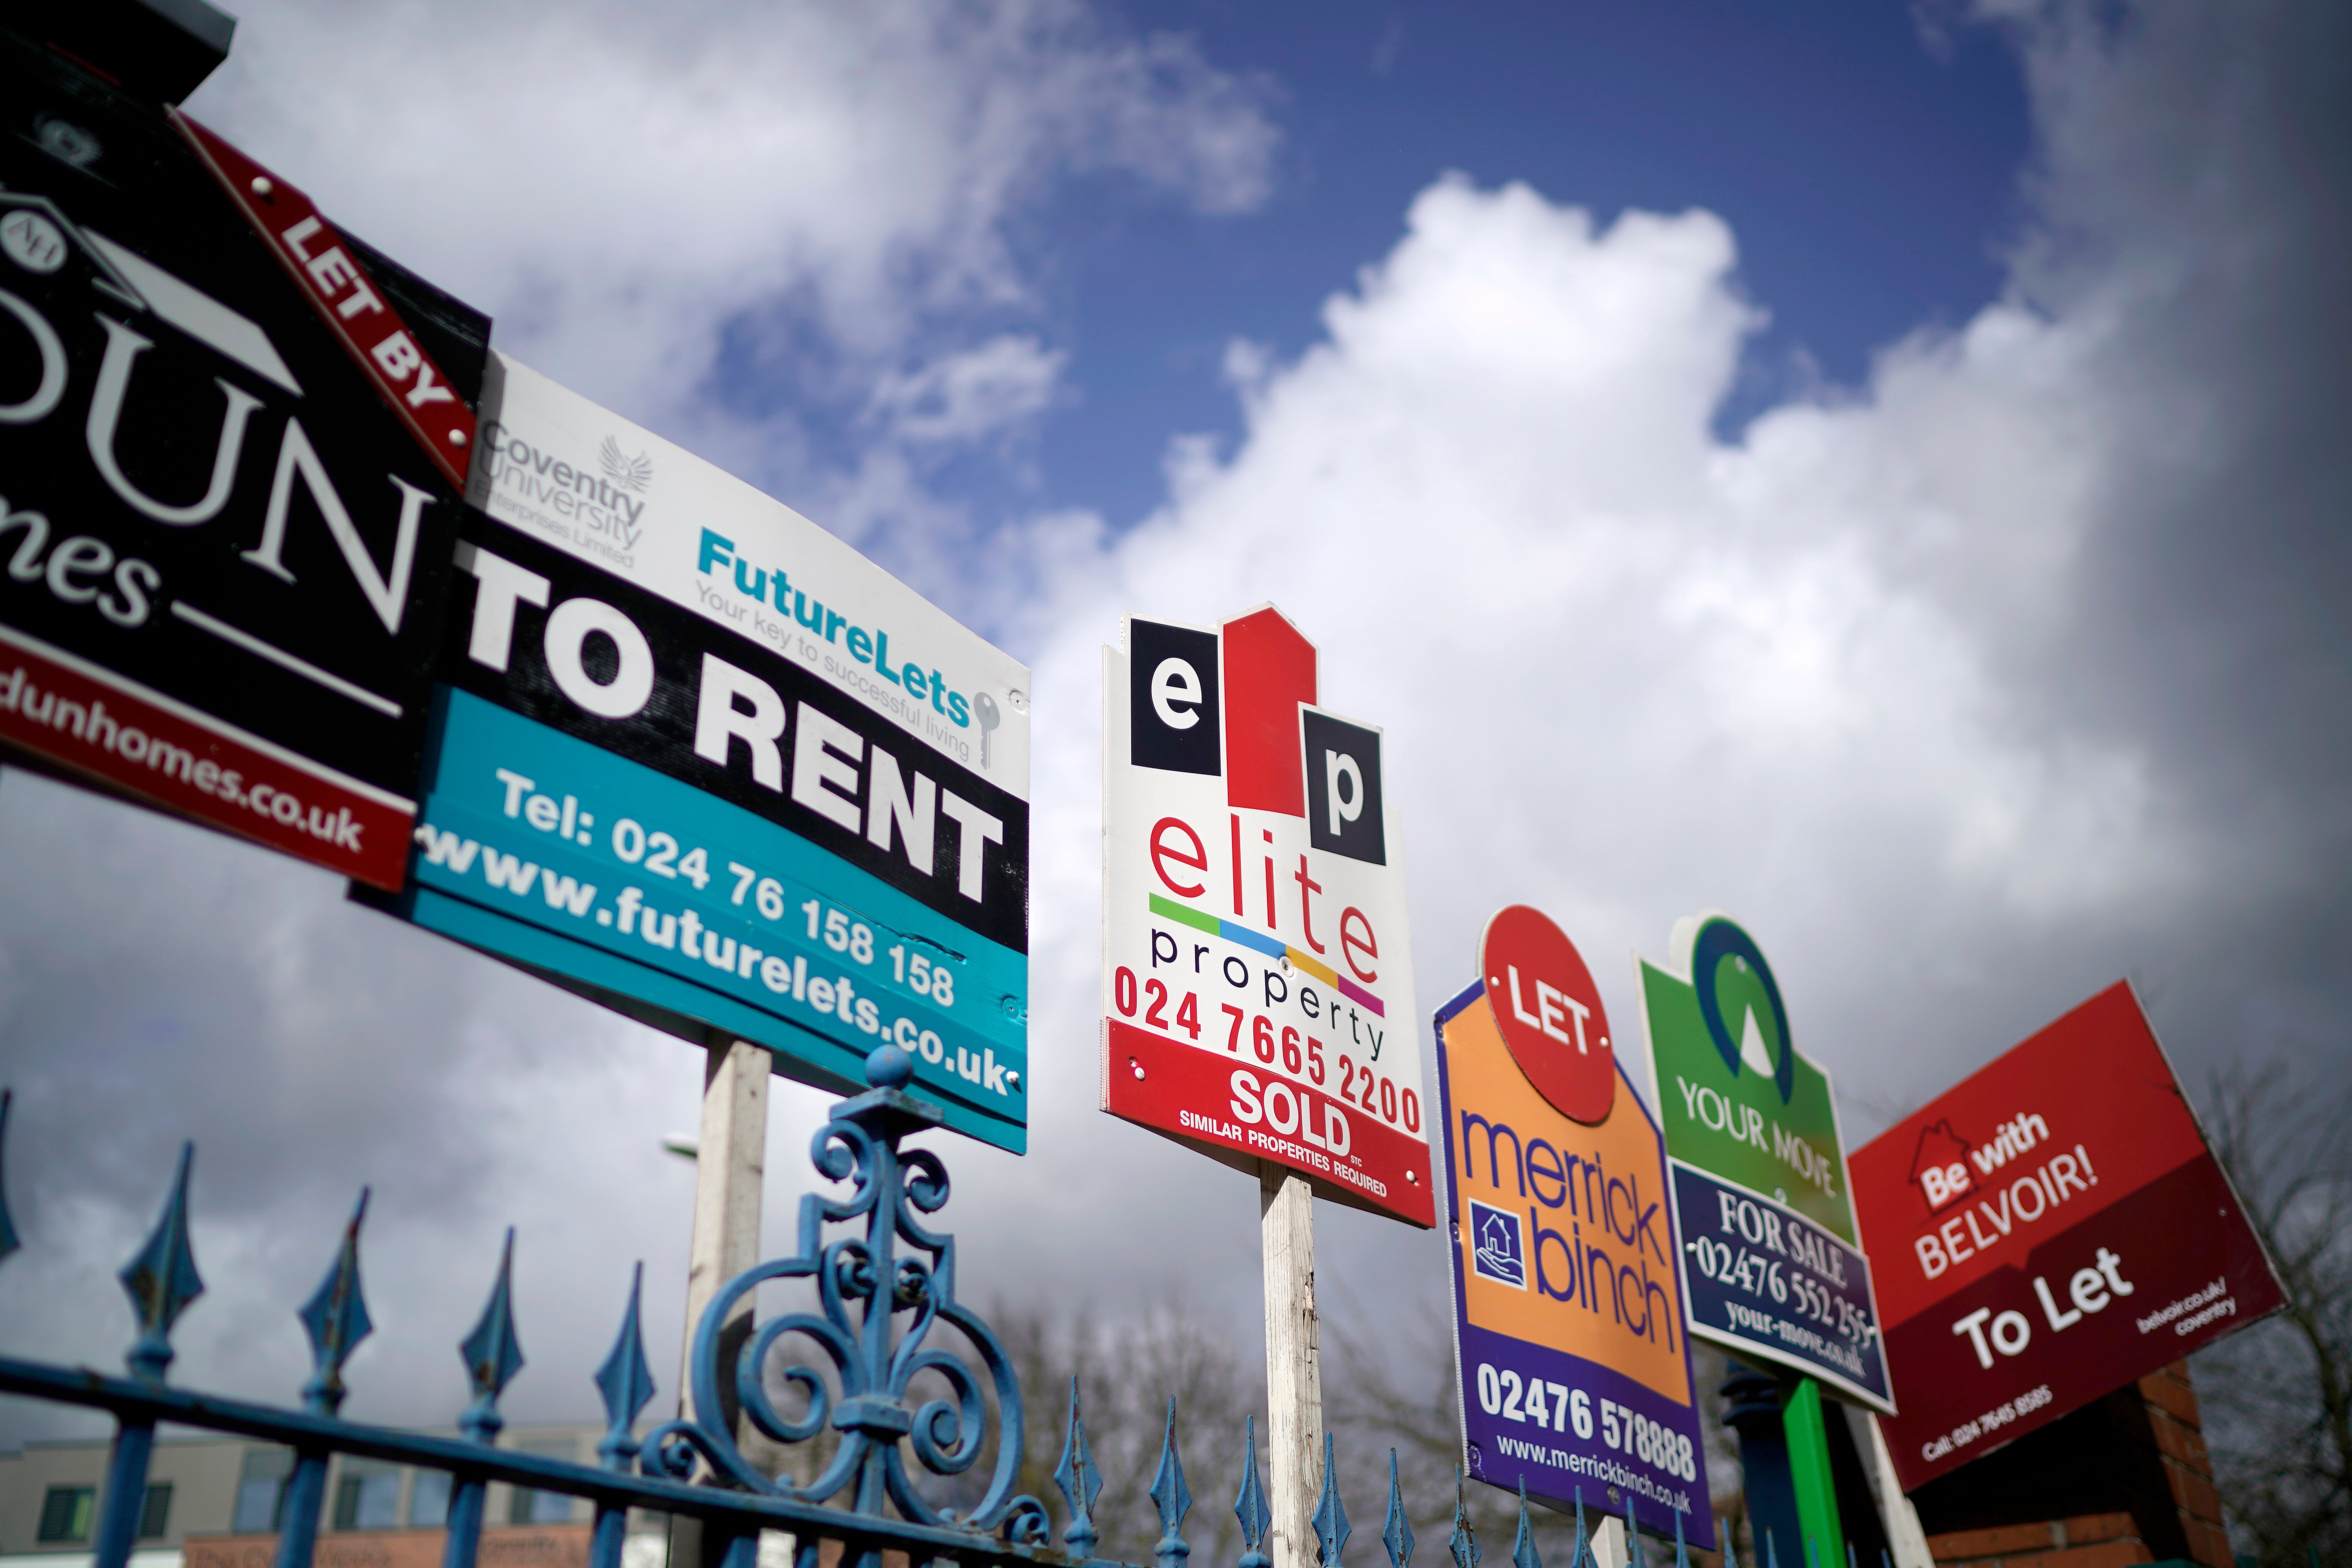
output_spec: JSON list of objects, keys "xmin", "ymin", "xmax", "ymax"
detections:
[{"xmin": 0, "ymin": 31, "xmax": 486, "ymax": 887}]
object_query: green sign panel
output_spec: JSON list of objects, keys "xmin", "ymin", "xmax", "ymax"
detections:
[{"xmin": 1637, "ymin": 912, "xmax": 1858, "ymax": 1245}]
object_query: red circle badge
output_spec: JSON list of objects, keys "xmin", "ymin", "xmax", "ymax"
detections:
[{"xmin": 1479, "ymin": 905, "xmax": 1615, "ymax": 1124}]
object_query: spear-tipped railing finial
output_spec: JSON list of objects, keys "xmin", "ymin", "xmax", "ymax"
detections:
[
  {"xmin": 1054, "ymin": 1377, "xmax": 1103, "ymax": 1557},
  {"xmin": 594, "ymin": 1262, "xmax": 656, "ymax": 1470},
  {"xmin": 0, "ymin": 1089, "xmax": 21, "ymax": 1267},
  {"xmin": 120, "ymin": 1142, "xmax": 201, "ymax": 1382},
  {"xmin": 1446, "ymin": 1466, "xmax": 1479, "ymax": 1568},
  {"xmin": 457, "ymin": 1228, "xmax": 524, "ymax": 1443},
  {"xmin": 296, "ymin": 1187, "xmax": 374, "ymax": 1414},
  {"xmin": 1509, "ymin": 1481, "xmax": 1540, "ymax": 1568},
  {"xmin": 1381, "ymin": 1450, "xmax": 1414, "ymax": 1568},
  {"xmin": 1236, "ymin": 1416, "xmax": 1272, "ymax": 1568},
  {"xmin": 1312, "ymin": 1430, "xmax": 1351, "ymax": 1568},
  {"xmin": 1148, "ymin": 1397, "xmax": 1191, "ymax": 1568}
]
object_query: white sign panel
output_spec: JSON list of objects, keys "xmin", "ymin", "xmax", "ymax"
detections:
[{"xmin": 1100, "ymin": 606, "xmax": 1430, "ymax": 1223}]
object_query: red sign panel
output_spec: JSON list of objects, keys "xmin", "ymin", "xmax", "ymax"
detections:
[
  {"xmin": 1, "ymin": 625, "xmax": 411, "ymax": 886},
  {"xmin": 1478, "ymin": 904, "xmax": 1615, "ymax": 1125},
  {"xmin": 172, "ymin": 114, "xmax": 477, "ymax": 490},
  {"xmin": 1849, "ymin": 983, "xmax": 2285, "ymax": 1488},
  {"xmin": 1104, "ymin": 1018, "xmax": 1433, "ymax": 1222}
]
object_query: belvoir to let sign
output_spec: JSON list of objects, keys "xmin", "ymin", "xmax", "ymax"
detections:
[
  {"xmin": 1100, "ymin": 606, "xmax": 1430, "ymax": 1223},
  {"xmin": 1849, "ymin": 982, "xmax": 2284, "ymax": 1489}
]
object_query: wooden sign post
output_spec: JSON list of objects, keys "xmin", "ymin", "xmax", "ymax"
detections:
[{"xmin": 1100, "ymin": 605, "xmax": 1431, "ymax": 1559}]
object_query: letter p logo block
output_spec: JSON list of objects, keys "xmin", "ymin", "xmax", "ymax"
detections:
[{"xmin": 1302, "ymin": 708, "xmax": 1385, "ymax": 864}]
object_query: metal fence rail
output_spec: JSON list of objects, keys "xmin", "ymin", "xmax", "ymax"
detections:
[{"xmin": 0, "ymin": 1054, "xmax": 1671, "ymax": 1568}]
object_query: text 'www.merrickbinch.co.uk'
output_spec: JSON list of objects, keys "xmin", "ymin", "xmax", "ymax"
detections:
[
  {"xmin": 1490, "ymin": 1438, "xmax": 1693, "ymax": 1513},
  {"xmin": 411, "ymin": 821, "xmax": 1017, "ymax": 1099}
]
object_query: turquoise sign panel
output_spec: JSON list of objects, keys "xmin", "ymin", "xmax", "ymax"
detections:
[{"xmin": 391, "ymin": 685, "xmax": 1027, "ymax": 1150}]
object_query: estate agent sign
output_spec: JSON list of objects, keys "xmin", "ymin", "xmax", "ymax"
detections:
[
  {"xmin": 1849, "ymin": 982, "xmax": 2285, "ymax": 1488},
  {"xmin": 0, "ymin": 35, "xmax": 484, "ymax": 888},
  {"xmin": 1637, "ymin": 912, "xmax": 1893, "ymax": 1412},
  {"xmin": 371, "ymin": 354, "xmax": 1032, "ymax": 1151},
  {"xmin": 1437, "ymin": 906, "xmax": 1714, "ymax": 1546},
  {"xmin": 1100, "ymin": 606, "xmax": 1429, "ymax": 1223}
]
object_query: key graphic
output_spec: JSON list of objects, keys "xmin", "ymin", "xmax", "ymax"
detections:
[{"xmin": 974, "ymin": 691, "xmax": 1000, "ymax": 767}]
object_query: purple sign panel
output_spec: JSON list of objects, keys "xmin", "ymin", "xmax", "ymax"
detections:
[{"xmin": 1436, "ymin": 940, "xmax": 1714, "ymax": 1548}]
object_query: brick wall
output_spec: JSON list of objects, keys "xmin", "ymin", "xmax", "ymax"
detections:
[
  {"xmin": 1917, "ymin": 1360, "xmax": 2231, "ymax": 1568},
  {"xmin": 2137, "ymin": 1361, "xmax": 2232, "ymax": 1568},
  {"xmin": 1927, "ymin": 1510, "xmax": 2167, "ymax": 1568}
]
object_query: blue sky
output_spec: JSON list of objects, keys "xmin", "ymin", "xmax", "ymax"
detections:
[
  {"xmin": 3, "ymin": 0, "xmax": 2346, "ymax": 1463},
  {"xmin": 1018, "ymin": 0, "xmax": 2032, "ymax": 524}
]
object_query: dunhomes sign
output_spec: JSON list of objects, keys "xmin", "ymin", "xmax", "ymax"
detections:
[{"xmin": 0, "ymin": 34, "xmax": 485, "ymax": 887}]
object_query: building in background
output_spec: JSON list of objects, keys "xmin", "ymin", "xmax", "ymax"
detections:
[{"xmin": 0, "ymin": 1424, "xmax": 662, "ymax": 1568}]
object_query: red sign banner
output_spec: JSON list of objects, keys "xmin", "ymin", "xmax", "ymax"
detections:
[
  {"xmin": 1849, "ymin": 983, "xmax": 2285, "ymax": 1489},
  {"xmin": 172, "ymin": 112, "xmax": 478, "ymax": 489},
  {"xmin": 0, "ymin": 624, "xmax": 412, "ymax": 887},
  {"xmin": 1104, "ymin": 1017, "xmax": 1434, "ymax": 1222}
]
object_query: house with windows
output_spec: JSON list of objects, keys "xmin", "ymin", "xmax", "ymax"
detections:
[{"xmin": 0, "ymin": 1425, "xmax": 656, "ymax": 1568}]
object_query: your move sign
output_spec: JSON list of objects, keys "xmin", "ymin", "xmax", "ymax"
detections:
[{"xmin": 1636, "ymin": 912, "xmax": 1893, "ymax": 1413}]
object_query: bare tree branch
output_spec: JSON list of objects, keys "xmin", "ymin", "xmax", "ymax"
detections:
[{"xmin": 2192, "ymin": 1060, "xmax": 2352, "ymax": 1566}]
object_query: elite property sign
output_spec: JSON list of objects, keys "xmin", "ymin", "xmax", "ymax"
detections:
[
  {"xmin": 369, "ymin": 354, "xmax": 1032, "ymax": 1151},
  {"xmin": 0, "ymin": 35, "xmax": 484, "ymax": 888},
  {"xmin": 1637, "ymin": 912, "xmax": 1894, "ymax": 1412},
  {"xmin": 1100, "ymin": 606, "xmax": 1430, "ymax": 1224}
]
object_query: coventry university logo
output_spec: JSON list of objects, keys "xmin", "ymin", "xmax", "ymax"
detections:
[
  {"xmin": 599, "ymin": 435, "xmax": 652, "ymax": 492},
  {"xmin": 1468, "ymin": 1199, "xmax": 1526, "ymax": 1289}
]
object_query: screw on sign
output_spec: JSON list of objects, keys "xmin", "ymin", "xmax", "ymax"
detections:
[{"xmin": 1479, "ymin": 905, "xmax": 1615, "ymax": 1125}]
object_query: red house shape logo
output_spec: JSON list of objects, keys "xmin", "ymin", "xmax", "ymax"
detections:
[{"xmin": 1908, "ymin": 1118, "xmax": 1976, "ymax": 1216}]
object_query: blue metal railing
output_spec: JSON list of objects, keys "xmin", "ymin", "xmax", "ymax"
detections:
[{"xmin": 0, "ymin": 1060, "xmax": 1673, "ymax": 1568}]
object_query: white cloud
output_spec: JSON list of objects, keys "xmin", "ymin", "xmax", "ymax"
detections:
[
  {"xmin": 184, "ymin": 0, "xmax": 1275, "ymax": 473},
  {"xmin": 984, "ymin": 167, "xmax": 2189, "ymax": 1186},
  {"xmin": 870, "ymin": 334, "xmax": 1067, "ymax": 446}
]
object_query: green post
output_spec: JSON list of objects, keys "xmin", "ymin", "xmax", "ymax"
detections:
[{"xmin": 1780, "ymin": 1375, "xmax": 1846, "ymax": 1568}]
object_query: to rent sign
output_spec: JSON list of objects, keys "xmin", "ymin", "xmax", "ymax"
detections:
[{"xmin": 367, "ymin": 355, "xmax": 1032, "ymax": 1152}]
